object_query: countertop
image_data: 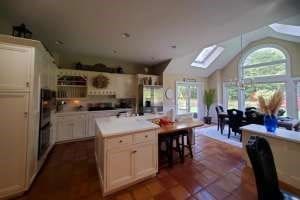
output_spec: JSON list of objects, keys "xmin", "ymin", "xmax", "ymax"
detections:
[
  {"xmin": 56, "ymin": 108, "xmax": 133, "ymax": 116},
  {"xmin": 241, "ymin": 124, "xmax": 300, "ymax": 144},
  {"xmin": 96, "ymin": 116, "xmax": 160, "ymax": 138}
]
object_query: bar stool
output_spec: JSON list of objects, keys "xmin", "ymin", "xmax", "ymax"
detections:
[{"xmin": 179, "ymin": 130, "xmax": 193, "ymax": 162}]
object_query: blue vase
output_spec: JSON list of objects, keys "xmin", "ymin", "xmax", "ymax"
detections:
[{"xmin": 264, "ymin": 114, "xmax": 277, "ymax": 132}]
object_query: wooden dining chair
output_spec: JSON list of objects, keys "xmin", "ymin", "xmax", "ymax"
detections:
[{"xmin": 227, "ymin": 109, "xmax": 245, "ymax": 141}]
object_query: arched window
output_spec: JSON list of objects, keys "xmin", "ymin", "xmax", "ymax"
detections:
[{"xmin": 241, "ymin": 45, "xmax": 288, "ymax": 79}]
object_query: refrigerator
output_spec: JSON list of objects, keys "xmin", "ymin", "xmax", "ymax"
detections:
[{"xmin": 138, "ymin": 85, "xmax": 163, "ymax": 114}]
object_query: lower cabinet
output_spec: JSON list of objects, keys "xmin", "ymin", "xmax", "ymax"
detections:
[
  {"xmin": 56, "ymin": 114, "xmax": 87, "ymax": 142},
  {"xmin": 96, "ymin": 130, "xmax": 158, "ymax": 196}
]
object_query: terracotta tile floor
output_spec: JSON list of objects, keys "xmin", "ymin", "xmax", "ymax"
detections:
[{"xmin": 15, "ymin": 133, "xmax": 260, "ymax": 200}]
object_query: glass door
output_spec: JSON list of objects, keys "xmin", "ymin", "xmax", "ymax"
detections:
[{"xmin": 176, "ymin": 82, "xmax": 201, "ymax": 117}]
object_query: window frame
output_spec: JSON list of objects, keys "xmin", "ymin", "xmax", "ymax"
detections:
[
  {"xmin": 239, "ymin": 44, "xmax": 291, "ymax": 82},
  {"xmin": 175, "ymin": 81, "xmax": 203, "ymax": 119}
]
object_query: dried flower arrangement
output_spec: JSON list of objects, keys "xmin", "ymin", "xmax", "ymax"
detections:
[{"xmin": 258, "ymin": 90, "xmax": 283, "ymax": 116}]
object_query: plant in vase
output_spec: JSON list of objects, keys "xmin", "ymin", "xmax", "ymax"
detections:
[
  {"xmin": 203, "ymin": 89, "xmax": 215, "ymax": 124},
  {"xmin": 258, "ymin": 90, "xmax": 283, "ymax": 132}
]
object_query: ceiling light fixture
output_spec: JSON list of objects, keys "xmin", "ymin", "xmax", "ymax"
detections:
[
  {"xmin": 121, "ymin": 33, "xmax": 131, "ymax": 38},
  {"xmin": 170, "ymin": 45, "xmax": 177, "ymax": 49},
  {"xmin": 113, "ymin": 50, "xmax": 117, "ymax": 54}
]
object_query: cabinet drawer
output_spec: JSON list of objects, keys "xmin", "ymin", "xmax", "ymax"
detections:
[
  {"xmin": 107, "ymin": 135, "xmax": 132, "ymax": 149},
  {"xmin": 133, "ymin": 131, "xmax": 155, "ymax": 144}
]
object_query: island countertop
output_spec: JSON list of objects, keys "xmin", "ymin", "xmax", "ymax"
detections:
[
  {"xmin": 241, "ymin": 124, "xmax": 300, "ymax": 144},
  {"xmin": 96, "ymin": 116, "xmax": 160, "ymax": 138}
]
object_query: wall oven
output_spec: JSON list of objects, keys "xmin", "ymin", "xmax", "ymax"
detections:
[{"xmin": 38, "ymin": 89, "xmax": 56, "ymax": 160}]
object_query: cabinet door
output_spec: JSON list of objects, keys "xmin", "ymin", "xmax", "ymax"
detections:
[
  {"xmin": 73, "ymin": 115, "xmax": 87, "ymax": 139},
  {"xmin": 107, "ymin": 148, "xmax": 134, "ymax": 190},
  {"xmin": 0, "ymin": 93, "xmax": 28, "ymax": 197},
  {"xmin": 0, "ymin": 44, "xmax": 32, "ymax": 91},
  {"xmin": 56, "ymin": 118, "xmax": 75, "ymax": 142},
  {"xmin": 134, "ymin": 143, "xmax": 157, "ymax": 179},
  {"xmin": 116, "ymin": 74, "xmax": 136, "ymax": 99}
]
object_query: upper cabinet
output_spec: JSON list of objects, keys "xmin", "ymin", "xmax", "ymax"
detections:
[
  {"xmin": 115, "ymin": 74, "xmax": 137, "ymax": 99},
  {"xmin": 0, "ymin": 44, "xmax": 33, "ymax": 92}
]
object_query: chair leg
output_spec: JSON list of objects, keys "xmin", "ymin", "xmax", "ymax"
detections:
[
  {"xmin": 186, "ymin": 134, "xmax": 193, "ymax": 158},
  {"xmin": 167, "ymin": 136, "xmax": 173, "ymax": 167},
  {"xmin": 181, "ymin": 134, "xmax": 185, "ymax": 162},
  {"xmin": 176, "ymin": 136, "xmax": 184, "ymax": 163},
  {"xmin": 217, "ymin": 118, "xmax": 220, "ymax": 130},
  {"xmin": 240, "ymin": 133, "xmax": 242, "ymax": 142},
  {"xmin": 228, "ymin": 130, "xmax": 231, "ymax": 139}
]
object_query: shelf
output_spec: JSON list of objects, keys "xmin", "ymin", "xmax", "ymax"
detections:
[{"xmin": 57, "ymin": 85, "xmax": 87, "ymax": 88}]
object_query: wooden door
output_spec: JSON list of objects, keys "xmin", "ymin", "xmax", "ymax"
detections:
[
  {"xmin": 0, "ymin": 44, "xmax": 32, "ymax": 91},
  {"xmin": 107, "ymin": 148, "xmax": 134, "ymax": 190},
  {"xmin": 0, "ymin": 93, "xmax": 28, "ymax": 197},
  {"xmin": 134, "ymin": 143, "xmax": 157, "ymax": 179}
]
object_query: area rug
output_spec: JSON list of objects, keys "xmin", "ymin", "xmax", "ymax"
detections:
[{"xmin": 195, "ymin": 125, "xmax": 242, "ymax": 148}]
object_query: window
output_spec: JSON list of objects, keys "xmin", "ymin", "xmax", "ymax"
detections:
[
  {"xmin": 296, "ymin": 82, "xmax": 300, "ymax": 119},
  {"xmin": 269, "ymin": 23, "xmax": 300, "ymax": 37},
  {"xmin": 191, "ymin": 45, "xmax": 224, "ymax": 68},
  {"xmin": 241, "ymin": 46, "xmax": 287, "ymax": 79},
  {"xmin": 244, "ymin": 82, "xmax": 286, "ymax": 112},
  {"xmin": 224, "ymin": 83, "xmax": 239, "ymax": 109},
  {"xmin": 176, "ymin": 82, "xmax": 200, "ymax": 115}
]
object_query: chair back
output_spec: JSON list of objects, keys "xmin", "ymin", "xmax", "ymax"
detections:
[
  {"xmin": 218, "ymin": 105, "xmax": 224, "ymax": 112},
  {"xmin": 246, "ymin": 136, "xmax": 283, "ymax": 200},
  {"xmin": 227, "ymin": 109, "xmax": 244, "ymax": 133},
  {"xmin": 245, "ymin": 107, "xmax": 257, "ymax": 112},
  {"xmin": 245, "ymin": 110, "xmax": 264, "ymax": 125},
  {"xmin": 215, "ymin": 106, "xmax": 220, "ymax": 115}
]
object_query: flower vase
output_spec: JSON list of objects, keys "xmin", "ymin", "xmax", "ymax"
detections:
[{"xmin": 264, "ymin": 114, "xmax": 277, "ymax": 132}]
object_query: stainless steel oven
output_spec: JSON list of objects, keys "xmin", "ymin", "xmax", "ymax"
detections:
[{"xmin": 38, "ymin": 89, "xmax": 56, "ymax": 160}]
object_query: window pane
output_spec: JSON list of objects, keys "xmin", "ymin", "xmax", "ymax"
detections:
[
  {"xmin": 243, "ymin": 63, "xmax": 286, "ymax": 79},
  {"xmin": 244, "ymin": 82, "xmax": 286, "ymax": 114},
  {"xmin": 243, "ymin": 47, "xmax": 286, "ymax": 66},
  {"xmin": 226, "ymin": 85, "xmax": 238, "ymax": 109},
  {"xmin": 190, "ymin": 85, "xmax": 198, "ymax": 113},
  {"xmin": 177, "ymin": 85, "xmax": 188, "ymax": 114}
]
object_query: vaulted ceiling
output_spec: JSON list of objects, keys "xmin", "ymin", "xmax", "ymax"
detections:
[{"xmin": 0, "ymin": 0, "xmax": 299, "ymax": 73}]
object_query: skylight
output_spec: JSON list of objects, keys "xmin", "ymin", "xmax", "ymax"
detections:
[
  {"xmin": 269, "ymin": 23, "xmax": 300, "ymax": 37},
  {"xmin": 191, "ymin": 45, "xmax": 224, "ymax": 68}
]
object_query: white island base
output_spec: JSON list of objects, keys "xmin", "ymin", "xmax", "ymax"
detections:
[
  {"xmin": 241, "ymin": 124, "xmax": 300, "ymax": 190},
  {"xmin": 94, "ymin": 117, "xmax": 160, "ymax": 196}
]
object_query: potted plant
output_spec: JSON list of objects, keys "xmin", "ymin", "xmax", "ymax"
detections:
[
  {"xmin": 258, "ymin": 90, "xmax": 283, "ymax": 132},
  {"xmin": 203, "ymin": 89, "xmax": 215, "ymax": 124}
]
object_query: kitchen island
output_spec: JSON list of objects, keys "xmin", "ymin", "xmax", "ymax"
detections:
[
  {"xmin": 241, "ymin": 124, "xmax": 300, "ymax": 189},
  {"xmin": 94, "ymin": 116, "xmax": 160, "ymax": 196}
]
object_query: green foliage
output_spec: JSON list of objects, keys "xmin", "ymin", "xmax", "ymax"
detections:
[{"xmin": 203, "ymin": 89, "xmax": 215, "ymax": 117}]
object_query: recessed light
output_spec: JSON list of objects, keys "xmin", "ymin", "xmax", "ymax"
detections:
[
  {"xmin": 170, "ymin": 45, "xmax": 176, "ymax": 49},
  {"xmin": 121, "ymin": 33, "xmax": 131, "ymax": 38},
  {"xmin": 55, "ymin": 40, "xmax": 64, "ymax": 45}
]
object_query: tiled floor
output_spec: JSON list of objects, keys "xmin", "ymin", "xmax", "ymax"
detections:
[{"xmin": 16, "ymin": 132, "xmax": 259, "ymax": 200}]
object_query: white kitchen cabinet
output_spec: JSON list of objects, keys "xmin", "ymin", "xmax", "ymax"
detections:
[
  {"xmin": 0, "ymin": 93, "xmax": 28, "ymax": 198},
  {"xmin": 115, "ymin": 74, "xmax": 137, "ymax": 99},
  {"xmin": 107, "ymin": 148, "xmax": 134, "ymax": 190},
  {"xmin": 56, "ymin": 114, "xmax": 87, "ymax": 142},
  {"xmin": 134, "ymin": 143, "xmax": 157, "ymax": 179},
  {"xmin": 95, "ymin": 129, "xmax": 158, "ymax": 196},
  {"xmin": 0, "ymin": 44, "xmax": 32, "ymax": 92},
  {"xmin": 0, "ymin": 35, "xmax": 57, "ymax": 199}
]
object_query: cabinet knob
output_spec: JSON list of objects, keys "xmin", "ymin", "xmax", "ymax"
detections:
[
  {"xmin": 119, "ymin": 140, "xmax": 123, "ymax": 143},
  {"xmin": 145, "ymin": 135, "xmax": 148, "ymax": 138},
  {"xmin": 132, "ymin": 150, "xmax": 137, "ymax": 154}
]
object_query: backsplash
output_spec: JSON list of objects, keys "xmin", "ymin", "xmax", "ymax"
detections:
[{"xmin": 57, "ymin": 96, "xmax": 135, "ymax": 112}]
